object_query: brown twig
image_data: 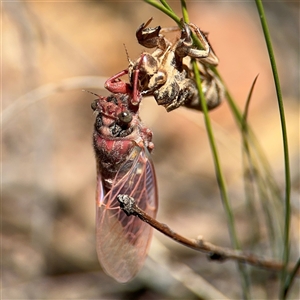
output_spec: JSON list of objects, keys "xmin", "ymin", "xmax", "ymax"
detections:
[{"xmin": 117, "ymin": 194, "xmax": 299, "ymax": 276}]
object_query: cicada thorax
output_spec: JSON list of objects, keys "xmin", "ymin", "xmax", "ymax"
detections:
[{"xmin": 92, "ymin": 93, "xmax": 140, "ymax": 189}]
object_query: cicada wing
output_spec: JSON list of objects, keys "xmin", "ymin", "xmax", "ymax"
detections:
[{"xmin": 96, "ymin": 146, "xmax": 158, "ymax": 283}]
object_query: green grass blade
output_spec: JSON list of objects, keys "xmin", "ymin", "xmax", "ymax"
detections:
[
  {"xmin": 143, "ymin": 1, "xmax": 251, "ymax": 297},
  {"xmin": 242, "ymin": 75, "xmax": 259, "ymax": 125},
  {"xmin": 283, "ymin": 257, "xmax": 300, "ymax": 298},
  {"xmin": 241, "ymin": 76, "xmax": 261, "ymax": 246},
  {"xmin": 143, "ymin": 0, "xmax": 181, "ymax": 24},
  {"xmin": 241, "ymin": 75, "xmax": 284, "ymax": 257},
  {"xmin": 180, "ymin": 0, "xmax": 189, "ymax": 23},
  {"xmin": 159, "ymin": 0, "xmax": 173, "ymax": 12},
  {"xmin": 254, "ymin": 1, "xmax": 291, "ymax": 298},
  {"xmin": 192, "ymin": 60, "xmax": 250, "ymax": 300}
]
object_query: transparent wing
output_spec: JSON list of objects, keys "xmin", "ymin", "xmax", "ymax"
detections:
[{"xmin": 96, "ymin": 146, "xmax": 158, "ymax": 283}]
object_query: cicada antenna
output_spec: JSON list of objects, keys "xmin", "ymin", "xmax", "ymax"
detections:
[
  {"xmin": 82, "ymin": 89, "xmax": 100, "ymax": 97},
  {"xmin": 123, "ymin": 44, "xmax": 133, "ymax": 65},
  {"xmin": 83, "ymin": 90, "xmax": 102, "ymax": 112}
]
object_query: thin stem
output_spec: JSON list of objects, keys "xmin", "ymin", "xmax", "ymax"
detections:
[
  {"xmin": 159, "ymin": 0, "xmax": 173, "ymax": 12},
  {"xmin": 242, "ymin": 75, "xmax": 259, "ymax": 126},
  {"xmin": 143, "ymin": 0, "xmax": 181, "ymax": 25},
  {"xmin": 283, "ymin": 257, "xmax": 300, "ymax": 298},
  {"xmin": 254, "ymin": 1, "xmax": 291, "ymax": 299},
  {"xmin": 117, "ymin": 194, "xmax": 299, "ymax": 276},
  {"xmin": 192, "ymin": 60, "xmax": 250, "ymax": 299},
  {"xmin": 180, "ymin": 0, "xmax": 189, "ymax": 23},
  {"xmin": 192, "ymin": 62, "xmax": 237, "ymax": 247}
]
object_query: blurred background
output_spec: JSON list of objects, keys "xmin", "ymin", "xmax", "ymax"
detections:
[{"xmin": 2, "ymin": 1, "xmax": 299, "ymax": 299}]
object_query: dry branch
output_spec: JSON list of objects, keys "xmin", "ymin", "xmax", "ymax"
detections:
[{"xmin": 117, "ymin": 194, "xmax": 299, "ymax": 276}]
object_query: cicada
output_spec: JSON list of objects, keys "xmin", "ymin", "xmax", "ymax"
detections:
[{"xmin": 92, "ymin": 92, "xmax": 158, "ymax": 282}]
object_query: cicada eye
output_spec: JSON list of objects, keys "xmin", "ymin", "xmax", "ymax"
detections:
[
  {"xmin": 154, "ymin": 70, "xmax": 167, "ymax": 85},
  {"xmin": 91, "ymin": 99, "xmax": 98, "ymax": 111},
  {"xmin": 118, "ymin": 111, "xmax": 132, "ymax": 124},
  {"xmin": 141, "ymin": 54, "xmax": 158, "ymax": 75}
]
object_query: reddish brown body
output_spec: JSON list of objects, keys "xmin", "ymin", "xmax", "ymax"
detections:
[{"xmin": 92, "ymin": 92, "xmax": 158, "ymax": 282}]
